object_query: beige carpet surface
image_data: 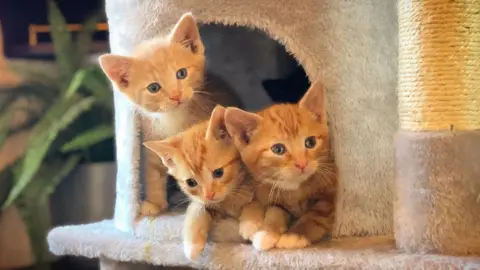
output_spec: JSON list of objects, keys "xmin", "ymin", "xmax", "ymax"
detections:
[{"xmin": 48, "ymin": 220, "xmax": 480, "ymax": 270}]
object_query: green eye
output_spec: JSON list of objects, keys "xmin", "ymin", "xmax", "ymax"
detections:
[
  {"xmin": 271, "ymin": 143, "xmax": 286, "ymax": 155},
  {"xmin": 147, "ymin": 82, "xmax": 161, "ymax": 93},
  {"xmin": 176, "ymin": 68, "xmax": 188, "ymax": 79},
  {"xmin": 186, "ymin": 178, "xmax": 197, "ymax": 187},
  {"xmin": 212, "ymin": 168, "xmax": 224, "ymax": 178},
  {"xmin": 305, "ymin": 136, "xmax": 316, "ymax": 148}
]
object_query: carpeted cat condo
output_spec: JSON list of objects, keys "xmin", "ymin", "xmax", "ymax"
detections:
[{"xmin": 47, "ymin": 0, "xmax": 480, "ymax": 269}]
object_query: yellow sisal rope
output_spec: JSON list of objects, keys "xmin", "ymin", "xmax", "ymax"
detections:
[{"xmin": 398, "ymin": 0, "xmax": 480, "ymax": 131}]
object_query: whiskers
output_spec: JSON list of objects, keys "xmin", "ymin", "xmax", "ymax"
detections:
[
  {"xmin": 193, "ymin": 90, "xmax": 215, "ymax": 97},
  {"xmin": 229, "ymin": 187, "xmax": 253, "ymax": 202},
  {"xmin": 313, "ymin": 155, "xmax": 337, "ymax": 186},
  {"xmin": 171, "ymin": 197, "xmax": 191, "ymax": 210},
  {"xmin": 260, "ymin": 171, "xmax": 284, "ymax": 205},
  {"xmin": 189, "ymin": 96, "xmax": 212, "ymax": 116}
]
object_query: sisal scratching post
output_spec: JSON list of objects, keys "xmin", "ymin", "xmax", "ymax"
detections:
[{"xmin": 396, "ymin": 0, "xmax": 480, "ymax": 255}]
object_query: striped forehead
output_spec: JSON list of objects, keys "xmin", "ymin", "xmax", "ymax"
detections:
[
  {"xmin": 261, "ymin": 104, "xmax": 303, "ymax": 137},
  {"xmin": 179, "ymin": 126, "xmax": 208, "ymax": 175}
]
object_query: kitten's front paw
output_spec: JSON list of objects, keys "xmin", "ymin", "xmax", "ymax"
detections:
[
  {"xmin": 140, "ymin": 200, "xmax": 167, "ymax": 216},
  {"xmin": 239, "ymin": 220, "xmax": 262, "ymax": 241},
  {"xmin": 276, "ymin": 233, "xmax": 311, "ymax": 249},
  {"xmin": 252, "ymin": 230, "xmax": 280, "ymax": 251},
  {"xmin": 183, "ymin": 242, "xmax": 205, "ymax": 261}
]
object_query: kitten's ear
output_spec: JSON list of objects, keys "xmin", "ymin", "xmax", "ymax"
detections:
[
  {"xmin": 98, "ymin": 54, "xmax": 133, "ymax": 88},
  {"xmin": 143, "ymin": 138, "xmax": 181, "ymax": 167},
  {"xmin": 169, "ymin": 12, "xmax": 204, "ymax": 54},
  {"xmin": 299, "ymin": 79, "xmax": 326, "ymax": 123},
  {"xmin": 205, "ymin": 105, "xmax": 229, "ymax": 141},
  {"xmin": 224, "ymin": 107, "xmax": 263, "ymax": 146}
]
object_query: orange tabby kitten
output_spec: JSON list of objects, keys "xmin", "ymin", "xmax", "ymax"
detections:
[
  {"xmin": 98, "ymin": 13, "xmax": 240, "ymax": 217},
  {"xmin": 225, "ymin": 81, "xmax": 337, "ymax": 251},
  {"xmin": 144, "ymin": 105, "xmax": 253, "ymax": 261}
]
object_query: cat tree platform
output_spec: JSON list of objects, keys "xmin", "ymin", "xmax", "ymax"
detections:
[
  {"xmin": 47, "ymin": 0, "xmax": 480, "ymax": 268},
  {"xmin": 48, "ymin": 218, "xmax": 480, "ymax": 269}
]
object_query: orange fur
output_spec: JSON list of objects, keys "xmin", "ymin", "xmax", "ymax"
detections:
[
  {"xmin": 225, "ymin": 80, "xmax": 337, "ymax": 250},
  {"xmin": 98, "ymin": 13, "xmax": 205, "ymax": 116},
  {"xmin": 98, "ymin": 13, "xmax": 240, "ymax": 217},
  {"xmin": 144, "ymin": 105, "xmax": 253, "ymax": 260}
]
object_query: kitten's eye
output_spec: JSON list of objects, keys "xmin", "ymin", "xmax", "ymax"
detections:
[
  {"xmin": 271, "ymin": 143, "xmax": 286, "ymax": 155},
  {"xmin": 147, "ymin": 82, "xmax": 161, "ymax": 93},
  {"xmin": 305, "ymin": 136, "xmax": 316, "ymax": 149},
  {"xmin": 212, "ymin": 168, "xmax": 224, "ymax": 178},
  {"xmin": 186, "ymin": 178, "xmax": 197, "ymax": 187},
  {"xmin": 176, "ymin": 68, "xmax": 188, "ymax": 80}
]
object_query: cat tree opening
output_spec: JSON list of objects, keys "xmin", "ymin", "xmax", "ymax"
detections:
[{"xmin": 198, "ymin": 23, "xmax": 310, "ymax": 110}]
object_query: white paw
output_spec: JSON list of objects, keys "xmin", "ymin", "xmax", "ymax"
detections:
[
  {"xmin": 239, "ymin": 220, "xmax": 262, "ymax": 240},
  {"xmin": 183, "ymin": 242, "xmax": 205, "ymax": 261},
  {"xmin": 276, "ymin": 233, "xmax": 310, "ymax": 249},
  {"xmin": 252, "ymin": 231, "xmax": 280, "ymax": 251}
]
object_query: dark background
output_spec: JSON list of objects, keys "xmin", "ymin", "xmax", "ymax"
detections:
[{"xmin": 0, "ymin": 0, "xmax": 106, "ymax": 59}]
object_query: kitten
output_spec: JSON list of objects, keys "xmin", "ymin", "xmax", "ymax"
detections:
[
  {"xmin": 144, "ymin": 105, "xmax": 253, "ymax": 261},
  {"xmin": 98, "ymin": 13, "xmax": 240, "ymax": 217},
  {"xmin": 224, "ymin": 80, "xmax": 337, "ymax": 251}
]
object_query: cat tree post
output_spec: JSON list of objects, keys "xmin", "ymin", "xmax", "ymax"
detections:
[{"xmin": 395, "ymin": 0, "xmax": 480, "ymax": 255}]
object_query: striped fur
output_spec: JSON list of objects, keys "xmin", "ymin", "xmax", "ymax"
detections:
[
  {"xmin": 225, "ymin": 81, "xmax": 337, "ymax": 250},
  {"xmin": 144, "ymin": 106, "xmax": 253, "ymax": 260}
]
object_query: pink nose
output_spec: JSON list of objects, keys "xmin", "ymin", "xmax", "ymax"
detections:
[
  {"xmin": 170, "ymin": 91, "xmax": 181, "ymax": 101},
  {"xmin": 170, "ymin": 95, "xmax": 180, "ymax": 101},
  {"xmin": 295, "ymin": 162, "xmax": 308, "ymax": 171},
  {"xmin": 205, "ymin": 191, "xmax": 215, "ymax": 200}
]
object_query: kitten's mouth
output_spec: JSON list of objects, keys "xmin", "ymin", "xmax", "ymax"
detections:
[
  {"xmin": 266, "ymin": 172, "xmax": 313, "ymax": 190},
  {"xmin": 171, "ymin": 99, "xmax": 189, "ymax": 108},
  {"xmin": 206, "ymin": 198, "xmax": 224, "ymax": 204}
]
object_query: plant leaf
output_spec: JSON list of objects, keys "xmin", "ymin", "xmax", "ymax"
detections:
[
  {"xmin": 20, "ymin": 155, "xmax": 81, "ymax": 202},
  {"xmin": 6, "ymin": 83, "xmax": 59, "ymax": 107},
  {"xmin": 0, "ymin": 104, "xmax": 14, "ymax": 147},
  {"xmin": 40, "ymin": 155, "xmax": 81, "ymax": 200},
  {"xmin": 16, "ymin": 198, "xmax": 53, "ymax": 263},
  {"xmin": 2, "ymin": 96, "xmax": 95, "ymax": 209},
  {"xmin": 76, "ymin": 12, "xmax": 101, "ymax": 64},
  {"xmin": 15, "ymin": 155, "xmax": 81, "ymax": 261},
  {"xmin": 61, "ymin": 124, "xmax": 114, "ymax": 152},
  {"xmin": 82, "ymin": 67, "xmax": 113, "ymax": 111},
  {"xmin": 64, "ymin": 69, "xmax": 88, "ymax": 98},
  {"xmin": 47, "ymin": 0, "xmax": 77, "ymax": 83}
]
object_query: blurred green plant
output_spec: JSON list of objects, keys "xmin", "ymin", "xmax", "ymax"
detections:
[{"xmin": 0, "ymin": 0, "xmax": 112, "ymax": 265}]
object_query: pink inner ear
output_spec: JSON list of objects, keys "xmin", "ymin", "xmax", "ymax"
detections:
[
  {"xmin": 218, "ymin": 125, "xmax": 229, "ymax": 140},
  {"xmin": 119, "ymin": 74, "xmax": 129, "ymax": 87},
  {"xmin": 110, "ymin": 64, "xmax": 129, "ymax": 88},
  {"xmin": 165, "ymin": 157, "xmax": 174, "ymax": 167},
  {"xmin": 100, "ymin": 55, "xmax": 131, "ymax": 88}
]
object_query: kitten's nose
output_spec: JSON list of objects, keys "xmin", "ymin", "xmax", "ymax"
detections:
[
  {"xmin": 295, "ymin": 161, "xmax": 308, "ymax": 171},
  {"xmin": 169, "ymin": 95, "xmax": 181, "ymax": 102},
  {"xmin": 205, "ymin": 191, "xmax": 215, "ymax": 200},
  {"xmin": 170, "ymin": 90, "xmax": 182, "ymax": 102}
]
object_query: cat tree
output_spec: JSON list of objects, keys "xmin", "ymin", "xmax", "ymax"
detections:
[{"xmin": 47, "ymin": 0, "xmax": 480, "ymax": 269}]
